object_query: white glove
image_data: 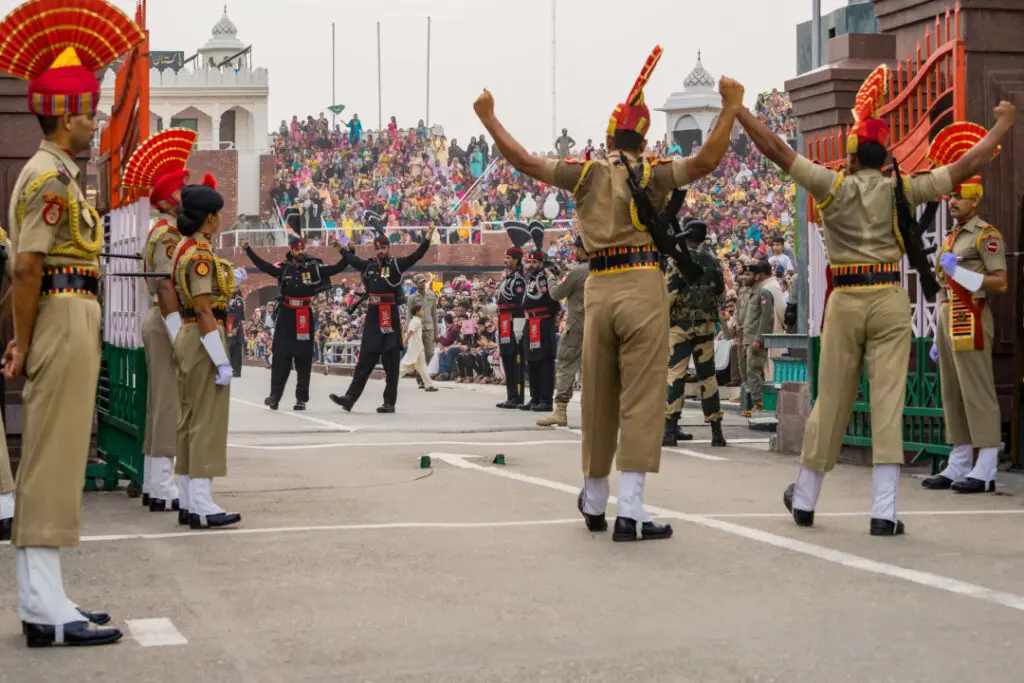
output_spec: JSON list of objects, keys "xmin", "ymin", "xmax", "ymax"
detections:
[
  {"xmin": 215, "ymin": 364, "xmax": 232, "ymax": 386},
  {"xmin": 233, "ymin": 267, "xmax": 248, "ymax": 284},
  {"xmin": 164, "ymin": 312, "xmax": 182, "ymax": 344},
  {"xmin": 201, "ymin": 329, "xmax": 230, "ymax": 369},
  {"xmin": 929, "ymin": 343, "xmax": 939, "ymax": 362}
]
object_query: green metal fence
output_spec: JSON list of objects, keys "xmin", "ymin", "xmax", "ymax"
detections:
[
  {"xmin": 89, "ymin": 343, "xmax": 147, "ymax": 496},
  {"xmin": 809, "ymin": 336, "xmax": 950, "ymax": 473}
]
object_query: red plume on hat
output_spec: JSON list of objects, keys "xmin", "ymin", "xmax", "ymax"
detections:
[
  {"xmin": 607, "ymin": 45, "xmax": 663, "ymax": 138},
  {"xmin": 123, "ymin": 128, "xmax": 199, "ymax": 207},
  {"xmin": 846, "ymin": 65, "xmax": 889, "ymax": 155},
  {"xmin": 201, "ymin": 173, "xmax": 218, "ymax": 189}
]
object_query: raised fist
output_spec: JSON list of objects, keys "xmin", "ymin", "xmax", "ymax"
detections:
[
  {"xmin": 240, "ymin": 239, "xmax": 249, "ymax": 250},
  {"xmin": 718, "ymin": 76, "xmax": 745, "ymax": 108},
  {"xmin": 474, "ymin": 89, "xmax": 495, "ymax": 121},
  {"xmin": 995, "ymin": 101, "xmax": 1016, "ymax": 126}
]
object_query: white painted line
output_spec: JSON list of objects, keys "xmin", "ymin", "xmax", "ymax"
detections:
[
  {"xmin": 431, "ymin": 452, "xmax": 1024, "ymax": 613},
  {"xmin": 126, "ymin": 618, "xmax": 188, "ymax": 647},
  {"xmin": 665, "ymin": 447, "xmax": 729, "ymax": 462},
  {"xmin": 704, "ymin": 510, "xmax": 1024, "ymax": 519},
  {"xmin": 227, "ymin": 439, "xmax": 581, "ymax": 450},
  {"xmin": 554, "ymin": 426, "xmax": 583, "ymax": 436},
  {"xmin": 230, "ymin": 397, "xmax": 358, "ymax": 432},
  {"xmin": 74, "ymin": 518, "xmax": 581, "ymax": 543}
]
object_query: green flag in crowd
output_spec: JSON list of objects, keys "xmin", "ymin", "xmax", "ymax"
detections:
[{"xmin": 328, "ymin": 104, "xmax": 345, "ymax": 115}]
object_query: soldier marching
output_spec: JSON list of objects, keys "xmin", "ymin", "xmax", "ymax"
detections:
[
  {"xmin": 520, "ymin": 224, "xmax": 561, "ymax": 414},
  {"xmin": 922, "ymin": 123, "xmax": 1009, "ymax": 495},
  {"xmin": 737, "ymin": 64, "xmax": 1014, "ymax": 536},
  {"xmin": 495, "ymin": 222, "xmax": 529, "ymax": 409}
]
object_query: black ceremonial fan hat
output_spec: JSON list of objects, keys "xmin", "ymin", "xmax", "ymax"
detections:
[
  {"xmin": 364, "ymin": 210, "xmax": 389, "ymax": 246},
  {"xmin": 503, "ymin": 221, "xmax": 531, "ymax": 258},
  {"xmin": 527, "ymin": 221, "xmax": 546, "ymax": 259}
]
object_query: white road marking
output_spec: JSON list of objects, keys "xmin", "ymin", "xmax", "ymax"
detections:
[
  {"xmin": 227, "ymin": 439, "xmax": 580, "ymax": 450},
  {"xmin": 73, "ymin": 519, "xmax": 582, "ymax": 543},
  {"xmin": 705, "ymin": 510, "xmax": 1024, "ymax": 519},
  {"xmin": 126, "ymin": 618, "xmax": 188, "ymax": 647},
  {"xmin": 664, "ymin": 447, "xmax": 729, "ymax": 462},
  {"xmin": 230, "ymin": 397, "xmax": 358, "ymax": 432},
  {"xmin": 431, "ymin": 453, "xmax": 1024, "ymax": 613}
]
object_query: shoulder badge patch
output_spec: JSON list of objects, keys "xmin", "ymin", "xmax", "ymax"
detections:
[
  {"xmin": 651, "ymin": 158, "xmax": 673, "ymax": 166},
  {"xmin": 42, "ymin": 192, "xmax": 68, "ymax": 209},
  {"xmin": 194, "ymin": 261, "xmax": 211, "ymax": 277},
  {"xmin": 166, "ymin": 243, "xmax": 176, "ymax": 259},
  {"xmin": 42, "ymin": 201, "xmax": 63, "ymax": 226},
  {"xmin": 985, "ymin": 239, "xmax": 1000, "ymax": 254}
]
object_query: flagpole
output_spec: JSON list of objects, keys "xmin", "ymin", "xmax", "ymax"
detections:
[
  {"xmin": 426, "ymin": 16, "xmax": 431, "ymax": 128},
  {"xmin": 377, "ymin": 22, "xmax": 383, "ymax": 133},
  {"xmin": 331, "ymin": 21, "xmax": 336, "ymax": 128}
]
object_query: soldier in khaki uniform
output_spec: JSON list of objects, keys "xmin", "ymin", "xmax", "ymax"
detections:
[
  {"xmin": 475, "ymin": 46, "xmax": 744, "ymax": 541},
  {"xmin": 537, "ymin": 236, "xmax": 588, "ymax": 427},
  {"xmin": 0, "ymin": 227, "xmax": 14, "ymax": 541},
  {"xmin": 407, "ymin": 273, "xmax": 438, "ymax": 388},
  {"xmin": 737, "ymin": 64, "xmax": 1015, "ymax": 536},
  {"xmin": 740, "ymin": 260, "xmax": 774, "ymax": 418},
  {"xmin": 171, "ymin": 177, "xmax": 243, "ymax": 530},
  {"xmin": 921, "ymin": 123, "xmax": 1008, "ymax": 495},
  {"xmin": 122, "ymin": 128, "xmax": 199, "ymax": 512},
  {"xmin": 0, "ymin": 0, "xmax": 144, "ymax": 647}
]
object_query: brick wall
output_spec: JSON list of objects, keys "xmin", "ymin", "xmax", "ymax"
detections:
[
  {"xmin": 258, "ymin": 154, "xmax": 275, "ymax": 217},
  {"xmin": 189, "ymin": 150, "xmax": 238, "ymax": 221}
]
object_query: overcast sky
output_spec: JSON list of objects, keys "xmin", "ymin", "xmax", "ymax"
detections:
[{"xmin": 2, "ymin": 0, "xmax": 852, "ymax": 150}]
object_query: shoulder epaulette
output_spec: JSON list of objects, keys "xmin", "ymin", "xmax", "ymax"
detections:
[
  {"xmin": 651, "ymin": 158, "xmax": 674, "ymax": 166},
  {"xmin": 562, "ymin": 158, "xmax": 585, "ymax": 164}
]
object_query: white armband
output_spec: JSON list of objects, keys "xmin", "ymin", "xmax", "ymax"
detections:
[
  {"xmin": 164, "ymin": 312, "xmax": 182, "ymax": 343},
  {"xmin": 948, "ymin": 267, "xmax": 985, "ymax": 293},
  {"xmin": 201, "ymin": 330, "xmax": 230, "ymax": 367}
]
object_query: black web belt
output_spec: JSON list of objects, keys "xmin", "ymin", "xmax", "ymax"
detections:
[
  {"xmin": 831, "ymin": 270, "xmax": 901, "ymax": 289},
  {"xmin": 181, "ymin": 307, "xmax": 227, "ymax": 324},
  {"xmin": 40, "ymin": 270, "xmax": 99, "ymax": 297},
  {"xmin": 588, "ymin": 248, "xmax": 660, "ymax": 273}
]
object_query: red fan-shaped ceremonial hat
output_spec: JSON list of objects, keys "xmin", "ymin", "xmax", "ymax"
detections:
[
  {"xmin": 607, "ymin": 45, "xmax": 663, "ymax": 138},
  {"xmin": 124, "ymin": 128, "xmax": 200, "ymax": 206}
]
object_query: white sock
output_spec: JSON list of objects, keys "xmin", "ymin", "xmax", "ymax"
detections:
[
  {"xmin": 142, "ymin": 455, "xmax": 153, "ymax": 496},
  {"xmin": 793, "ymin": 467, "xmax": 824, "ymax": 512},
  {"xmin": 152, "ymin": 458, "xmax": 178, "ymax": 501},
  {"xmin": 16, "ymin": 548, "xmax": 84, "ymax": 628},
  {"xmin": 0, "ymin": 491, "xmax": 14, "ymax": 519},
  {"xmin": 871, "ymin": 464, "xmax": 900, "ymax": 522},
  {"xmin": 177, "ymin": 474, "xmax": 191, "ymax": 510},
  {"xmin": 616, "ymin": 472, "xmax": 652, "ymax": 523},
  {"xmin": 967, "ymin": 447, "xmax": 999, "ymax": 483},
  {"xmin": 581, "ymin": 477, "xmax": 609, "ymax": 516},
  {"xmin": 189, "ymin": 478, "xmax": 225, "ymax": 517},
  {"xmin": 940, "ymin": 444, "xmax": 973, "ymax": 480}
]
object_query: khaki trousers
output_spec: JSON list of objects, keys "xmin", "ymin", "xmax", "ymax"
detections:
[
  {"xmin": 554, "ymin": 337, "xmax": 582, "ymax": 405},
  {"xmin": 0, "ymin": 409, "xmax": 14, "ymax": 495},
  {"xmin": 174, "ymin": 324, "xmax": 230, "ymax": 479},
  {"xmin": 12, "ymin": 297, "xmax": 101, "ymax": 547},
  {"xmin": 142, "ymin": 305, "xmax": 180, "ymax": 459},
  {"xmin": 581, "ymin": 268, "xmax": 668, "ymax": 477},
  {"xmin": 801, "ymin": 286, "xmax": 910, "ymax": 472},
  {"xmin": 936, "ymin": 302, "xmax": 1000, "ymax": 447}
]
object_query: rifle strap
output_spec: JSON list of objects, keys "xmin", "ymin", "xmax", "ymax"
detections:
[
  {"xmin": 890, "ymin": 175, "xmax": 912, "ymax": 255},
  {"xmin": 626, "ymin": 158, "xmax": 652, "ymax": 232}
]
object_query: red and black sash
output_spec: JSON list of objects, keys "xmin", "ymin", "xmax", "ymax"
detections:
[
  {"xmin": 369, "ymin": 293, "xmax": 396, "ymax": 334},
  {"xmin": 525, "ymin": 308, "xmax": 551, "ymax": 350},
  {"xmin": 498, "ymin": 313, "xmax": 512, "ymax": 344},
  {"xmin": 946, "ymin": 279, "xmax": 985, "ymax": 351},
  {"xmin": 282, "ymin": 296, "xmax": 313, "ymax": 340}
]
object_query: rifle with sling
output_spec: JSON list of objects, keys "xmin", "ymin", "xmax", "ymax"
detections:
[
  {"xmin": 619, "ymin": 153, "xmax": 703, "ymax": 284},
  {"xmin": 891, "ymin": 158, "xmax": 940, "ymax": 301}
]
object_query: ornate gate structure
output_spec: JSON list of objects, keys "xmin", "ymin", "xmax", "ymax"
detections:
[
  {"xmin": 803, "ymin": 5, "xmax": 966, "ymax": 470},
  {"xmin": 90, "ymin": 0, "xmax": 152, "ymax": 494}
]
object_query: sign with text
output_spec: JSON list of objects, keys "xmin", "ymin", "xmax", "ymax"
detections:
[{"xmin": 150, "ymin": 51, "xmax": 185, "ymax": 71}]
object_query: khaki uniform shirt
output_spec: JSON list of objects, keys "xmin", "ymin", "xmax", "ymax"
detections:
[
  {"xmin": 549, "ymin": 262, "xmax": 588, "ymax": 344},
  {"xmin": 7, "ymin": 141, "xmax": 101, "ymax": 272},
  {"xmin": 407, "ymin": 289, "xmax": 438, "ymax": 332},
  {"xmin": 743, "ymin": 281, "xmax": 776, "ymax": 345},
  {"xmin": 172, "ymin": 232, "xmax": 233, "ymax": 311},
  {"xmin": 536, "ymin": 153, "xmax": 691, "ymax": 252},
  {"xmin": 145, "ymin": 213, "xmax": 182, "ymax": 296},
  {"xmin": 936, "ymin": 216, "xmax": 1006, "ymax": 301},
  {"xmin": 788, "ymin": 154, "xmax": 953, "ymax": 265},
  {"xmin": 734, "ymin": 285, "xmax": 753, "ymax": 340}
]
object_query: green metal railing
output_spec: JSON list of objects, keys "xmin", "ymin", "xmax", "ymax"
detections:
[{"xmin": 90, "ymin": 343, "xmax": 147, "ymax": 496}]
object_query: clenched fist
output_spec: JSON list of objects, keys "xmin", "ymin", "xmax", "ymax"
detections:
[
  {"xmin": 718, "ymin": 76, "xmax": 745, "ymax": 108},
  {"xmin": 995, "ymin": 101, "xmax": 1016, "ymax": 126},
  {"xmin": 240, "ymin": 239, "xmax": 249, "ymax": 250},
  {"xmin": 474, "ymin": 89, "xmax": 495, "ymax": 122}
]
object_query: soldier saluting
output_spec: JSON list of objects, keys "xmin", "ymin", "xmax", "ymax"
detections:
[
  {"xmin": 495, "ymin": 222, "xmax": 530, "ymax": 409},
  {"xmin": 475, "ymin": 46, "xmax": 743, "ymax": 542},
  {"xmin": 519, "ymin": 223, "xmax": 561, "ymax": 413},
  {"xmin": 921, "ymin": 122, "xmax": 1008, "ymax": 495},
  {"xmin": 242, "ymin": 229, "xmax": 348, "ymax": 411},
  {"xmin": 736, "ymin": 65, "xmax": 1014, "ymax": 536},
  {"xmin": 0, "ymin": 0, "xmax": 145, "ymax": 647},
  {"xmin": 330, "ymin": 213, "xmax": 433, "ymax": 413}
]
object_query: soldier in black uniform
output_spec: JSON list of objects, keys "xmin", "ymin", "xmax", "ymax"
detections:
[
  {"xmin": 520, "ymin": 223, "xmax": 561, "ymax": 413},
  {"xmin": 329, "ymin": 212, "xmax": 433, "ymax": 414},
  {"xmin": 496, "ymin": 222, "xmax": 529, "ymax": 409},
  {"xmin": 226, "ymin": 287, "xmax": 245, "ymax": 377},
  {"xmin": 241, "ymin": 232, "xmax": 349, "ymax": 410}
]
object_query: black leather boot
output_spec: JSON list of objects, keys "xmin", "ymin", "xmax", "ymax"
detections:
[
  {"xmin": 612, "ymin": 517, "xmax": 673, "ymax": 542},
  {"xmin": 0, "ymin": 517, "xmax": 12, "ymax": 541},
  {"xmin": 577, "ymin": 491, "xmax": 607, "ymax": 532},
  {"xmin": 951, "ymin": 477, "xmax": 995, "ymax": 494},
  {"xmin": 870, "ymin": 518, "xmax": 905, "ymax": 536},
  {"xmin": 24, "ymin": 621, "xmax": 122, "ymax": 648},
  {"xmin": 783, "ymin": 483, "xmax": 814, "ymax": 527},
  {"xmin": 662, "ymin": 417, "xmax": 678, "ymax": 447},
  {"xmin": 329, "ymin": 394, "xmax": 354, "ymax": 412},
  {"xmin": 710, "ymin": 420, "xmax": 727, "ymax": 447},
  {"xmin": 264, "ymin": 396, "xmax": 279, "ymax": 410},
  {"xmin": 921, "ymin": 474, "xmax": 953, "ymax": 489}
]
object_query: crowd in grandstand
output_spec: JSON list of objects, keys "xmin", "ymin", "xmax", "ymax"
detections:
[{"xmin": 246, "ymin": 89, "xmax": 802, "ymax": 382}]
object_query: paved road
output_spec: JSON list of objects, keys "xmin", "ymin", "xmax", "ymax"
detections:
[{"xmin": 1, "ymin": 369, "xmax": 1022, "ymax": 683}]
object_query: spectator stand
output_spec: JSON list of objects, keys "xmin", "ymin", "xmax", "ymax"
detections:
[
  {"xmin": 801, "ymin": 8, "xmax": 965, "ymax": 472},
  {"xmin": 92, "ymin": 2, "xmax": 150, "ymax": 497}
]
